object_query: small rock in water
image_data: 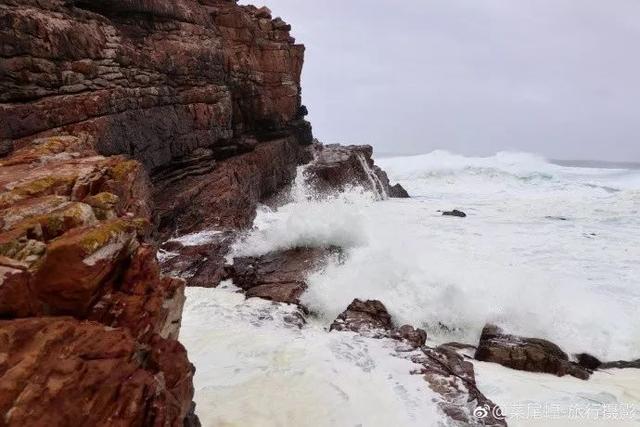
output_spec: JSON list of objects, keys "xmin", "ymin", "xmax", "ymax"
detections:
[
  {"xmin": 442, "ymin": 209, "xmax": 467, "ymax": 218},
  {"xmin": 545, "ymin": 215, "xmax": 568, "ymax": 221},
  {"xmin": 330, "ymin": 299, "xmax": 393, "ymax": 335},
  {"xmin": 391, "ymin": 324, "xmax": 427, "ymax": 349},
  {"xmin": 575, "ymin": 353, "xmax": 602, "ymax": 370}
]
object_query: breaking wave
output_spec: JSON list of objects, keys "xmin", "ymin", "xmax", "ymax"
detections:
[{"xmin": 232, "ymin": 150, "xmax": 640, "ymax": 361}]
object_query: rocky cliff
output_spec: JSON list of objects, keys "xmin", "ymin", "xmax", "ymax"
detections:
[
  {"xmin": 0, "ymin": 1, "xmax": 411, "ymax": 425},
  {"xmin": 0, "ymin": 0, "xmax": 314, "ymax": 425}
]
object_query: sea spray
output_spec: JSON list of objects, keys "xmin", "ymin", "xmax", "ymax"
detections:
[{"xmin": 232, "ymin": 151, "xmax": 640, "ymax": 361}]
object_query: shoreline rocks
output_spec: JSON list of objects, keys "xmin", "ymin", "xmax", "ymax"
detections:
[
  {"xmin": 474, "ymin": 324, "xmax": 591, "ymax": 380},
  {"xmin": 330, "ymin": 299, "xmax": 504, "ymax": 425},
  {"xmin": 442, "ymin": 209, "xmax": 467, "ymax": 217},
  {"xmin": 0, "ymin": 136, "xmax": 195, "ymax": 425},
  {"xmin": 227, "ymin": 247, "xmax": 341, "ymax": 306},
  {"xmin": 305, "ymin": 144, "xmax": 409, "ymax": 198}
]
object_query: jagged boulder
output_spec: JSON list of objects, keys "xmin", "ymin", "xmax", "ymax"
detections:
[
  {"xmin": 474, "ymin": 324, "xmax": 590, "ymax": 379},
  {"xmin": 0, "ymin": 318, "xmax": 194, "ymax": 427},
  {"xmin": 305, "ymin": 144, "xmax": 409, "ymax": 198},
  {"xmin": 330, "ymin": 299, "xmax": 394, "ymax": 335},
  {"xmin": 228, "ymin": 247, "xmax": 340, "ymax": 305},
  {"xmin": 0, "ymin": 136, "xmax": 195, "ymax": 424}
]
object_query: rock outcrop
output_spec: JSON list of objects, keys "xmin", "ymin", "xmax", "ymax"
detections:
[
  {"xmin": 0, "ymin": 1, "xmax": 417, "ymax": 425},
  {"xmin": 0, "ymin": 136, "xmax": 194, "ymax": 425},
  {"xmin": 305, "ymin": 144, "xmax": 409, "ymax": 198},
  {"xmin": 1, "ymin": 0, "xmax": 311, "ymax": 169},
  {"xmin": 330, "ymin": 299, "xmax": 504, "ymax": 425},
  {"xmin": 228, "ymin": 247, "xmax": 341, "ymax": 305},
  {"xmin": 474, "ymin": 324, "xmax": 590, "ymax": 380},
  {"xmin": 0, "ymin": 318, "xmax": 195, "ymax": 427}
]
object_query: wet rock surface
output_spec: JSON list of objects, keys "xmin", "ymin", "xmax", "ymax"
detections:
[
  {"xmin": 0, "ymin": 136, "xmax": 194, "ymax": 425},
  {"xmin": 442, "ymin": 209, "xmax": 467, "ymax": 217},
  {"xmin": 305, "ymin": 144, "xmax": 408, "ymax": 198},
  {"xmin": 1, "ymin": 0, "xmax": 311, "ymax": 169},
  {"xmin": 228, "ymin": 247, "xmax": 341, "ymax": 305},
  {"xmin": 474, "ymin": 324, "xmax": 591, "ymax": 380},
  {"xmin": 575, "ymin": 352, "xmax": 640, "ymax": 370},
  {"xmin": 330, "ymin": 299, "xmax": 394, "ymax": 336},
  {"xmin": 330, "ymin": 299, "xmax": 504, "ymax": 425}
]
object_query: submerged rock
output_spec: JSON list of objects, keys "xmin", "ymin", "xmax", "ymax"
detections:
[
  {"xmin": 416, "ymin": 344, "xmax": 507, "ymax": 426},
  {"xmin": 474, "ymin": 324, "xmax": 590, "ymax": 379},
  {"xmin": 576, "ymin": 352, "xmax": 640, "ymax": 370},
  {"xmin": 442, "ymin": 209, "xmax": 467, "ymax": 218}
]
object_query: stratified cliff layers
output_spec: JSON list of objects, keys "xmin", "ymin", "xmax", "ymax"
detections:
[
  {"xmin": 0, "ymin": 0, "xmax": 312, "ymax": 166},
  {"xmin": 0, "ymin": 0, "xmax": 314, "ymax": 425},
  {"xmin": 0, "ymin": 135, "xmax": 196, "ymax": 426}
]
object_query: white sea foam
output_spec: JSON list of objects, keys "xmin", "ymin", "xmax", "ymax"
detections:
[
  {"xmin": 231, "ymin": 151, "xmax": 640, "ymax": 360},
  {"xmin": 184, "ymin": 150, "xmax": 640, "ymax": 426},
  {"xmin": 473, "ymin": 361, "xmax": 640, "ymax": 426},
  {"xmin": 182, "ymin": 286, "xmax": 441, "ymax": 427}
]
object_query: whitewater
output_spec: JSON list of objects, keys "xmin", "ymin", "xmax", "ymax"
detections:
[{"xmin": 181, "ymin": 150, "xmax": 640, "ymax": 426}]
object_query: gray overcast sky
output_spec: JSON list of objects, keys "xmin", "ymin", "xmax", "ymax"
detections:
[{"xmin": 248, "ymin": 1, "xmax": 640, "ymax": 161}]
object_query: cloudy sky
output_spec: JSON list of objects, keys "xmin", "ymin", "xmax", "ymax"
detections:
[{"xmin": 250, "ymin": 0, "xmax": 640, "ymax": 161}]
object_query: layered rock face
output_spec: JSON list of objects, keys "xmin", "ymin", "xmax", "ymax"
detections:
[
  {"xmin": 1, "ymin": 1, "xmax": 315, "ymax": 424},
  {"xmin": 0, "ymin": 1, "xmax": 418, "ymax": 425},
  {"xmin": 0, "ymin": 136, "xmax": 195, "ymax": 426},
  {"xmin": 1, "ymin": 0, "xmax": 312, "ymax": 169}
]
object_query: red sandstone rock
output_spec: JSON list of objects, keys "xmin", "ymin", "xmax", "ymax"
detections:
[
  {"xmin": 0, "ymin": 0, "xmax": 311, "ymax": 168},
  {"xmin": 0, "ymin": 318, "xmax": 194, "ymax": 427},
  {"xmin": 0, "ymin": 136, "xmax": 195, "ymax": 424}
]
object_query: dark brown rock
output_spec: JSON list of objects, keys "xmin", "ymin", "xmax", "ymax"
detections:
[
  {"xmin": 474, "ymin": 324, "xmax": 590, "ymax": 380},
  {"xmin": 391, "ymin": 324, "xmax": 428, "ymax": 349},
  {"xmin": 442, "ymin": 209, "xmax": 467, "ymax": 218},
  {"xmin": 415, "ymin": 343, "xmax": 507, "ymax": 426},
  {"xmin": 305, "ymin": 144, "xmax": 405, "ymax": 198},
  {"xmin": 1, "ymin": 0, "xmax": 310, "ymax": 171},
  {"xmin": 228, "ymin": 247, "xmax": 340, "ymax": 305},
  {"xmin": 389, "ymin": 183, "xmax": 410, "ymax": 198},
  {"xmin": 600, "ymin": 359, "xmax": 640, "ymax": 369},
  {"xmin": 330, "ymin": 299, "xmax": 393, "ymax": 335},
  {"xmin": 576, "ymin": 353, "xmax": 602, "ymax": 370}
]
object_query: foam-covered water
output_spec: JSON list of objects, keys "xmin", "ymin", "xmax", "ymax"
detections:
[
  {"xmin": 182, "ymin": 285, "xmax": 440, "ymax": 427},
  {"xmin": 232, "ymin": 150, "xmax": 640, "ymax": 361},
  {"xmin": 183, "ymin": 150, "xmax": 640, "ymax": 425}
]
